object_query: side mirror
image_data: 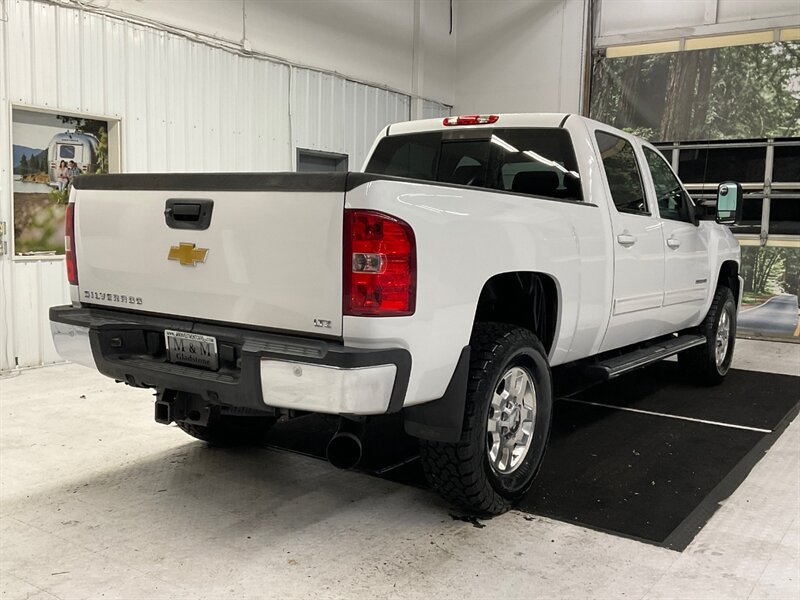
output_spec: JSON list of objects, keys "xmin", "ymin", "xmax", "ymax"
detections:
[{"xmin": 716, "ymin": 182, "xmax": 742, "ymax": 224}]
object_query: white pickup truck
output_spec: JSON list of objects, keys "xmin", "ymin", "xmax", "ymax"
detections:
[{"xmin": 50, "ymin": 113, "xmax": 743, "ymax": 515}]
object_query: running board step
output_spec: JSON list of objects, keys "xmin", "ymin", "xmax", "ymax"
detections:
[{"xmin": 586, "ymin": 334, "xmax": 706, "ymax": 380}]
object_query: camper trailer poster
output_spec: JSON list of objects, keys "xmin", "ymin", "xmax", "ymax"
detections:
[{"xmin": 12, "ymin": 109, "xmax": 108, "ymax": 255}]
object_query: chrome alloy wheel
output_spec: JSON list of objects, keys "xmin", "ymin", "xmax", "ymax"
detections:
[
  {"xmin": 487, "ymin": 366, "xmax": 537, "ymax": 474},
  {"xmin": 715, "ymin": 308, "xmax": 731, "ymax": 368}
]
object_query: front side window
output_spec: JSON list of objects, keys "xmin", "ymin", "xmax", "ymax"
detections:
[
  {"xmin": 644, "ymin": 146, "xmax": 693, "ymax": 223},
  {"xmin": 365, "ymin": 127, "xmax": 583, "ymax": 201},
  {"xmin": 595, "ymin": 131, "xmax": 648, "ymax": 215}
]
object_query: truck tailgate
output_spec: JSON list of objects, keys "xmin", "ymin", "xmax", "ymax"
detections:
[{"xmin": 72, "ymin": 173, "xmax": 346, "ymax": 337}]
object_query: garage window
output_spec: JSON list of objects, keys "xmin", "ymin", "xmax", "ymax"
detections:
[
  {"xmin": 678, "ymin": 147, "xmax": 766, "ymax": 184},
  {"xmin": 296, "ymin": 149, "xmax": 348, "ymax": 172}
]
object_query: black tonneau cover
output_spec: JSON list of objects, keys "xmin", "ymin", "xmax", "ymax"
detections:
[{"xmin": 72, "ymin": 171, "xmax": 387, "ymax": 192}]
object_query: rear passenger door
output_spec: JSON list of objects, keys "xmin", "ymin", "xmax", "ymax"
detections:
[
  {"xmin": 594, "ymin": 129, "xmax": 666, "ymax": 352},
  {"xmin": 642, "ymin": 146, "xmax": 710, "ymax": 330}
]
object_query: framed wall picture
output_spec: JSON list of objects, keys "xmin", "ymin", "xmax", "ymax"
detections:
[{"xmin": 12, "ymin": 108, "xmax": 119, "ymax": 256}]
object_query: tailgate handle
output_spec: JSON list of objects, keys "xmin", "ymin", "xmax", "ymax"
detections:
[{"xmin": 164, "ymin": 199, "xmax": 214, "ymax": 230}]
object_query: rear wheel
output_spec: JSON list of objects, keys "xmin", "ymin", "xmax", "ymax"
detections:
[
  {"xmin": 177, "ymin": 414, "xmax": 277, "ymax": 446},
  {"xmin": 679, "ymin": 286, "xmax": 737, "ymax": 385},
  {"xmin": 419, "ymin": 323, "xmax": 553, "ymax": 516}
]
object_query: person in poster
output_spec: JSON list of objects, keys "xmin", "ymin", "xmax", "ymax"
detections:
[
  {"xmin": 67, "ymin": 160, "xmax": 81, "ymax": 190},
  {"xmin": 56, "ymin": 160, "xmax": 69, "ymax": 191}
]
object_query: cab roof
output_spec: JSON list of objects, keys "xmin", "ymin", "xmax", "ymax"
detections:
[{"xmin": 385, "ymin": 113, "xmax": 574, "ymax": 136}]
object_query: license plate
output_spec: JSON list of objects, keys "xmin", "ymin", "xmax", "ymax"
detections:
[{"xmin": 164, "ymin": 330, "xmax": 219, "ymax": 371}]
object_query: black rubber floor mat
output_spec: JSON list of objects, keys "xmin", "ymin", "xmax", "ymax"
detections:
[
  {"xmin": 263, "ymin": 367, "xmax": 799, "ymax": 550},
  {"xmin": 521, "ymin": 401, "xmax": 767, "ymax": 548},
  {"xmin": 575, "ymin": 363, "xmax": 799, "ymax": 431}
]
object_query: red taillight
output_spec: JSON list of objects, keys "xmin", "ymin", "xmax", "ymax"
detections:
[
  {"xmin": 344, "ymin": 210, "xmax": 416, "ymax": 317},
  {"xmin": 65, "ymin": 203, "xmax": 78, "ymax": 285},
  {"xmin": 443, "ymin": 114, "xmax": 499, "ymax": 126}
]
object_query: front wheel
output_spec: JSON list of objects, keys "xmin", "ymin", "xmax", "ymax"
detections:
[
  {"xmin": 679, "ymin": 286, "xmax": 737, "ymax": 385},
  {"xmin": 419, "ymin": 323, "xmax": 553, "ymax": 516}
]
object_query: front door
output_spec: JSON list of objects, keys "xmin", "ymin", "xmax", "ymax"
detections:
[
  {"xmin": 594, "ymin": 130, "xmax": 666, "ymax": 352},
  {"xmin": 641, "ymin": 146, "xmax": 710, "ymax": 330}
]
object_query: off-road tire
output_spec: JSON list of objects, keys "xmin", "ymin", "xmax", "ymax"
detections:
[
  {"xmin": 177, "ymin": 414, "xmax": 277, "ymax": 447},
  {"xmin": 419, "ymin": 323, "xmax": 553, "ymax": 516},
  {"xmin": 679, "ymin": 286, "xmax": 737, "ymax": 386}
]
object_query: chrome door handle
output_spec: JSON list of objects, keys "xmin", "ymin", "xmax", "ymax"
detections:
[
  {"xmin": 617, "ymin": 233, "xmax": 637, "ymax": 247},
  {"xmin": 666, "ymin": 237, "xmax": 681, "ymax": 249}
]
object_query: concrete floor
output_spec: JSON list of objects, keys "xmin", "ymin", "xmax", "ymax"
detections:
[{"xmin": 1, "ymin": 339, "xmax": 798, "ymax": 600}]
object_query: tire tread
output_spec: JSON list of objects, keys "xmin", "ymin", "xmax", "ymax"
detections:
[
  {"xmin": 420, "ymin": 323, "xmax": 550, "ymax": 515},
  {"xmin": 679, "ymin": 285, "xmax": 736, "ymax": 385}
]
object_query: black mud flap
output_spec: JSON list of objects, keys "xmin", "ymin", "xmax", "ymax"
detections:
[{"xmin": 403, "ymin": 346, "xmax": 470, "ymax": 443}]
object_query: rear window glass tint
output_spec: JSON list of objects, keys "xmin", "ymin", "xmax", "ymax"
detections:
[{"xmin": 365, "ymin": 127, "xmax": 582, "ymax": 201}]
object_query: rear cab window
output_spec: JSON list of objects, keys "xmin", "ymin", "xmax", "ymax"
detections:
[{"xmin": 365, "ymin": 128, "xmax": 583, "ymax": 202}]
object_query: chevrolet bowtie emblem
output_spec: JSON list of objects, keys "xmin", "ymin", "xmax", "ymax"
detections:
[{"xmin": 168, "ymin": 243, "xmax": 208, "ymax": 266}]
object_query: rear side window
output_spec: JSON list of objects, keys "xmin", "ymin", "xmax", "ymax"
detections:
[
  {"xmin": 365, "ymin": 128, "xmax": 582, "ymax": 201},
  {"xmin": 595, "ymin": 131, "xmax": 648, "ymax": 215},
  {"xmin": 366, "ymin": 133, "xmax": 440, "ymax": 180},
  {"xmin": 491, "ymin": 129, "xmax": 582, "ymax": 200}
]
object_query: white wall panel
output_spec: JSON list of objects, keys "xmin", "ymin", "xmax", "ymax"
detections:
[
  {"xmin": 599, "ymin": 0, "xmax": 708, "ymax": 37},
  {"xmin": 97, "ymin": 0, "xmax": 422, "ymax": 100},
  {"xmin": 11, "ymin": 261, "xmax": 39, "ymax": 368},
  {"xmin": 598, "ymin": 0, "xmax": 800, "ymax": 43},
  {"xmin": 717, "ymin": 1, "xmax": 800, "ymax": 24},
  {"xmin": 9, "ymin": 260, "xmax": 69, "ymax": 367},
  {"xmin": 0, "ymin": 0, "xmax": 411, "ymax": 369},
  {"xmin": 0, "ymin": 5, "xmax": 14, "ymax": 371},
  {"xmin": 454, "ymin": 0, "xmax": 587, "ymax": 115}
]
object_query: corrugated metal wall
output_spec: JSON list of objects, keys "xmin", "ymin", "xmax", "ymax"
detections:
[
  {"xmin": 0, "ymin": 0, "xmax": 415, "ymax": 370},
  {"xmin": 290, "ymin": 68, "xmax": 411, "ymax": 169},
  {"xmin": 421, "ymin": 99, "xmax": 452, "ymax": 120}
]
